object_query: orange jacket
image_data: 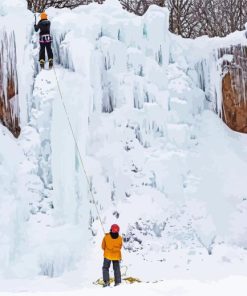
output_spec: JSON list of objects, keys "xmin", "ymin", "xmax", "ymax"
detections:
[{"xmin": 101, "ymin": 233, "xmax": 123, "ymax": 261}]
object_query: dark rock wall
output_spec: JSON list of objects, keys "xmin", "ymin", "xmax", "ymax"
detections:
[{"xmin": 219, "ymin": 45, "xmax": 247, "ymax": 133}]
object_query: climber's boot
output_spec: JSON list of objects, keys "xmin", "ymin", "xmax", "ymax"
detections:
[
  {"xmin": 48, "ymin": 58, "xmax": 53, "ymax": 69},
  {"xmin": 103, "ymin": 281, "xmax": 110, "ymax": 288},
  {"xmin": 40, "ymin": 59, "xmax": 45, "ymax": 69}
]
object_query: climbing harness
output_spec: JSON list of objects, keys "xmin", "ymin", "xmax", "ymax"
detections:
[
  {"xmin": 52, "ymin": 66, "xmax": 106, "ymax": 234},
  {"xmin": 39, "ymin": 34, "xmax": 53, "ymax": 44}
]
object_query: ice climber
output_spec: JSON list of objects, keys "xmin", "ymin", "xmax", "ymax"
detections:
[
  {"xmin": 34, "ymin": 12, "xmax": 53, "ymax": 69},
  {"xmin": 101, "ymin": 224, "xmax": 123, "ymax": 287}
]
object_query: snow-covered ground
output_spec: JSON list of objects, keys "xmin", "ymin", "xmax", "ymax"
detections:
[
  {"xmin": 1, "ymin": 276, "xmax": 247, "ymax": 296},
  {"xmin": 1, "ymin": 0, "xmax": 247, "ymax": 294}
]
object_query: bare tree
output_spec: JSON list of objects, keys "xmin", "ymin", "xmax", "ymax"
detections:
[
  {"xmin": 27, "ymin": 0, "xmax": 247, "ymax": 38},
  {"xmin": 27, "ymin": 0, "xmax": 165, "ymax": 14},
  {"xmin": 120, "ymin": 0, "xmax": 165, "ymax": 15},
  {"xmin": 168, "ymin": 0, "xmax": 195, "ymax": 37},
  {"xmin": 167, "ymin": 0, "xmax": 247, "ymax": 38},
  {"xmin": 196, "ymin": 0, "xmax": 247, "ymax": 37},
  {"xmin": 27, "ymin": 0, "xmax": 97, "ymax": 12}
]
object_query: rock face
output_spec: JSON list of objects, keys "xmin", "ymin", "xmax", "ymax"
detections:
[
  {"xmin": 0, "ymin": 30, "xmax": 20, "ymax": 138},
  {"xmin": 220, "ymin": 45, "xmax": 247, "ymax": 133}
]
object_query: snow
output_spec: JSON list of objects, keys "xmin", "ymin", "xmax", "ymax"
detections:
[
  {"xmin": 0, "ymin": 276, "xmax": 247, "ymax": 296},
  {"xmin": 0, "ymin": 0, "xmax": 247, "ymax": 293}
]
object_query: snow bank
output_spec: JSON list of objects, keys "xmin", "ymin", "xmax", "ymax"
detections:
[{"xmin": 0, "ymin": 275, "xmax": 247, "ymax": 296}]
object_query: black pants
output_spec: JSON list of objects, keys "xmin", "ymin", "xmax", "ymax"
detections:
[
  {"xmin": 39, "ymin": 43, "xmax": 53, "ymax": 62},
  {"xmin": 102, "ymin": 258, "xmax": 121, "ymax": 284}
]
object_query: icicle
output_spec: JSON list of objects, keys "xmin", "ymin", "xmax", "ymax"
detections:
[{"xmin": 0, "ymin": 28, "xmax": 20, "ymax": 137}]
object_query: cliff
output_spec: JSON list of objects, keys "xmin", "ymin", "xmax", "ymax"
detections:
[{"xmin": 220, "ymin": 45, "xmax": 247, "ymax": 133}]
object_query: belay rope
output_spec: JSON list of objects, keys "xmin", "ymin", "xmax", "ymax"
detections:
[{"xmin": 52, "ymin": 66, "xmax": 106, "ymax": 234}]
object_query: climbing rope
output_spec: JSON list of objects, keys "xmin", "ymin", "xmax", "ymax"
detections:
[{"xmin": 52, "ymin": 65, "xmax": 106, "ymax": 234}]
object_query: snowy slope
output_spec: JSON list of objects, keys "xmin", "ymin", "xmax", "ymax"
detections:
[{"xmin": 0, "ymin": 0, "xmax": 247, "ymax": 292}]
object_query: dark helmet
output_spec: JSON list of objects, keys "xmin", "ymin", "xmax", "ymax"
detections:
[{"xmin": 110, "ymin": 224, "xmax": 120, "ymax": 233}]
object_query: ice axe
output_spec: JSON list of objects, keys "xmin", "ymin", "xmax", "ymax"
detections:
[
  {"xmin": 33, "ymin": 2, "xmax": 38, "ymax": 25},
  {"xmin": 34, "ymin": 8, "xmax": 38, "ymax": 25}
]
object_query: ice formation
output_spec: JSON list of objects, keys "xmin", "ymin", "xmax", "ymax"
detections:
[
  {"xmin": 0, "ymin": 29, "xmax": 20, "ymax": 137},
  {"xmin": 0, "ymin": 0, "xmax": 247, "ymax": 283}
]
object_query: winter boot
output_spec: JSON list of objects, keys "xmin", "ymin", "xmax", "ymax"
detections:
[
  {"xmin": 40, "ymin": 59, "xmax": 45, "ymax": 69},
  {"xmin": 48, "ymin": 58, "xmax": 53, "ymax": 69},
  {"xmin": 103, "ymin": 281, "xmax": 110, "ymax": 288}
]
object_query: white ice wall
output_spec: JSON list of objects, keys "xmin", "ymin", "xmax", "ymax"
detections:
[
  {"xmin": 0, "ymin": 0, "xmax": 35, "ymax": 126},
  {"xmin": 48, "ymin": 0, "xmax": 171, "ymax": 230},
  {"xmin": 1, "ymin": 0, "xmax": 247, "ymax": 280},
  {"xmin": 42, "ymin": 0, "xmax": 247, "ymax": 267}
]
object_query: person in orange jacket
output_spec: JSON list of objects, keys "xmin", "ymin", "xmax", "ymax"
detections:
[{"xmin": 101, "ymin": 224, "xmax": 123, "ymax": 287}]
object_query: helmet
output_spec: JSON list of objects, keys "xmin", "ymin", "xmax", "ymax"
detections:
[
  {"xmin": 40, "ymin": 12, "xmax": 48, "ymax": 20},
  {"xmin": 110, "ymin": 224, "xmax": 120, "ymax": 233}
]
